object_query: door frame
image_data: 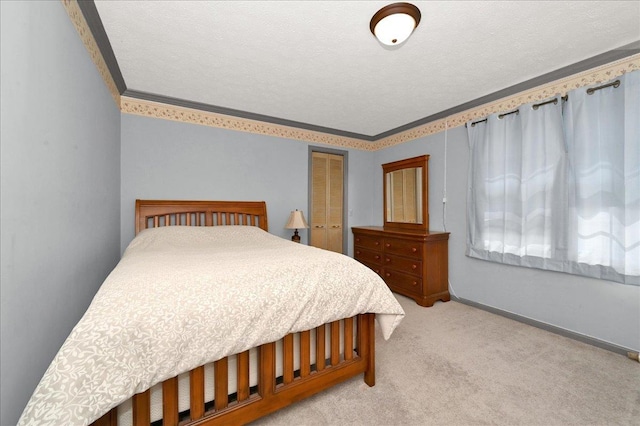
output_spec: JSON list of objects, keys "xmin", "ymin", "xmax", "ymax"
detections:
[{"xmin": 308, "ymin": 146, "xmax": 348, "ymax": 254}]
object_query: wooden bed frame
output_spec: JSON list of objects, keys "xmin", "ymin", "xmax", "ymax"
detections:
[{"xmin": 92, "ymin": 200, "xmax": 376, "ymax": 426}]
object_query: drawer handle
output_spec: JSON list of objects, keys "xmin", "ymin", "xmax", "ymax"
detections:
[
  {"xmin": 356, "ymin": 238, "xmax": 360, "ymax": 242},
  {"xmin": 385, "ymin": 272, "xmax": 391, "ymax": 277},
  {"xmin": 356, "ymin": 250, "xmax": 361, "ymax": 255},
  {"xmin": 411, "ymin": 247, "xmax": 417, "ymax": 252},
  {"xmin": 375, "ymin": 241, "xmax": 380, "ymax": 246},
  {"xmin": 375, "ymin": 255, "xmax": 380, "ymax": 260},
  {"xmin": 412, "ymin": 281, "xmax": 418, "ymax": 286},
  {"xmin": 412, "ymin": 264, "xmax": 417, "ymax": 269},
  {"xmin": 331, "ymin": 225, "xmax": 341, "ymax": 228},
  {"xmin": 315, "ymin": 225, "xmax": 325, "ymax": 228},
  {"xmin": 385, "ymin": 258, "xmax": 391, "ymax": 263},
  {"xmin": 385, "ymin": 243, "xmax": 391, "ymax": 248}
]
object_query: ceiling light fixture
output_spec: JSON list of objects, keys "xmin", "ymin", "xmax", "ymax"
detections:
[{"xmin": 370, "ymin": 2, "xmax": 421, "ymax": 46}]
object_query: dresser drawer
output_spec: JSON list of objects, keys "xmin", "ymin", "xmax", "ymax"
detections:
[
  {"xmin": 352, "ymin": 226, "xmax": 450, "ymax": 307},
  {"xmin": 383, "ymin": 238, "xmax": 423, "ymax": 258},
  {"xmin": 384, "ymin": 254, "xmax": 421, "ymax": 276},
  {"xmin": 355, "ymin": 247, "xmax": 383, "ymax": 265},
  {"xmin": 357, "ymin": 260, "xmax": 383, "ymax": 276},
  {"xmin": 383, "ymin": 269, "xmax": 422, "ymax": 295},
  {"xmin": 354, "ymin": 234, "xmax": 383, "ymax": 251}
]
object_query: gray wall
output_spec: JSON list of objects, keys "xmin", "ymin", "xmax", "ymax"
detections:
[
  {"xmin": 122, "ymin": 112, "xmax": 639, "ymax": 351},
  {"xmin": 120, "ymin": 114, "xmax": 375, "ymax": 253},
  {"xmin": 1, "ymin": 3, "xmax": 636, "ymax": 424},
  {"xmin": 375, "ymin": 127, "xmax": 640, "ymax": 351},
  {"xmin": 0, "ymin": 2, "xmax": 121, "ymax": 424}
]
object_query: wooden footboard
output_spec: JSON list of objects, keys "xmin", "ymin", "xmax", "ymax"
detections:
[
  {"xmin": 92, "ymin": 200, "xmax": 377, "ymax": 425},
  {"xmin": 92, "ymin": 313, "xmax": 375, "ymax": 426}
]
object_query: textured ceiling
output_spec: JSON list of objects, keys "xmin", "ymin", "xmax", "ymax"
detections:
[{"xmin": 93, "ymin": 1, "xmax": 640, "ymax": 138}]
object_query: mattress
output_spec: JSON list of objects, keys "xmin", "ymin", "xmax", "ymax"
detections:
[{"xmin": 19, "ymin": 226, "xmax": 404, "ymax": 426}]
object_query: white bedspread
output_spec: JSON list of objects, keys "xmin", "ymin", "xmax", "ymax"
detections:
[{"xmin": 19, "ymin": 226, "xmax": 404, "ymax": 426}]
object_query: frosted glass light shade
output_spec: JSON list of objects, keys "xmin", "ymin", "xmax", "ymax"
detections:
[
  {"xmin": 370, "ymin": 3, "xmax": 421, "ymax": 46},
  {"xmin": 374, "ymin": 13, "xmax": 416, "ymax": 45}
]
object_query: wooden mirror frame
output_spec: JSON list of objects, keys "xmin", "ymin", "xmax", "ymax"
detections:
[{"xmin": 383, "ymin": 155, "xmax": 429, "ymax": 231}]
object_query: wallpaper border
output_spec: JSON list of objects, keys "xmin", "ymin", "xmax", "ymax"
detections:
[
  {"xmin": 62, "ymin": 0, "xmax": 120, "ymax": 106},
  {"xmin": 120, "ymin": 97, "xmax": 375, "ymax": 150},
  {"xmin": 63, "ymin": 0, "xmax": 639, "ymax": 152},
  {"xmin": 374, "ymin": 54, "xmax": 640, "ymax": 150},
  {"xmin": 121, "ymin": 54, "xmax": 640, "ymax": 151}
]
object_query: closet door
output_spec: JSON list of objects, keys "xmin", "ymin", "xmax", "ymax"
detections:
[{"xmin": 310, "ymin": 152, "xmax": 344, "ymax": 253}]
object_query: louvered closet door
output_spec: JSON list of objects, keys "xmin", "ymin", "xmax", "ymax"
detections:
[{"xmin": 310, "ymin": 152, "xmax": 344, "ymax": 253}]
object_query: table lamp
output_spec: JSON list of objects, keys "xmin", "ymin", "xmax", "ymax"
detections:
[{"xmin": 285, "ymin": 209, "xmax": 309, "ymax": 243}]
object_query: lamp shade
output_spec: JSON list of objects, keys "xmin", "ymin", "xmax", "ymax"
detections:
[
  {"xmin": 285, "ymin": 210, "xmax": 309, "ymax": 229},
  {"xmin": 370, "ymin": 2, "xmax": 421, "ymax": 46}
]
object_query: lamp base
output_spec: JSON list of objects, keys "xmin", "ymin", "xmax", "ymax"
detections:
[{"xmin": 291, "ymin": 229, "xmax": 301, "ymax": 243}]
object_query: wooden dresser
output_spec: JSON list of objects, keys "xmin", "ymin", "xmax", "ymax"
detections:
[{"xmin": 352, "ymin": 226, "xmax": 450, "ymax": 307}]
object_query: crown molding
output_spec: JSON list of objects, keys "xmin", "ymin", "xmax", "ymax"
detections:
[
  {"xmin": 372, "ymin": 53, "xmax": 640, "ymax": 150},
  {"xmin": 371, "ymin": 42, "xmax": 640, "ymax": 140},
  {"xmin": 61, "ymin": 0, "xmax": 120, "ymax": 107},
  {"xmin": 120, "ymin": 96, "xmax": 377, "ymax": 151},
  {"xmin": 123, "ymin": 89, "xmax": 376, "ymax": 142},
  {"xmin": 75, "ymin": 0, "xmax": 126, "ymax": 94},
  {"xmin": 63, "ymin": 0, "xmax": 639, "ymax": 152}
]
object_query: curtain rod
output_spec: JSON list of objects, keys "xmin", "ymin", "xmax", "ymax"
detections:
[
  {"xmin": 466, "ymin": 95, "xmax": 570, "ymax": 127},
  {"xmin": 465, "ymin": 76, "xmax": 623, "ymax": 128},
  {"xmin": 467, "ymin": 118, "xmax": 487, "ymax": 128},
  {"xmin": 587, "ymin": 79, "xmax": 620, "ymax": 95},
  {"xmin": 532, "ymin": 98, "xmax": 558, "ymax": 110},
  {"xmin": 498, "ymin": 109, "xmax": 519, "ymax": 119},
  {"xmin": 460, "ymin": 67, "xmax": 624, "ymax": 130}
]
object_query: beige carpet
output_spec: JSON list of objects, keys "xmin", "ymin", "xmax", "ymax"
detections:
[{"xmin": 251, "ymin": 295, "xmax": 640, "ymax": 425}]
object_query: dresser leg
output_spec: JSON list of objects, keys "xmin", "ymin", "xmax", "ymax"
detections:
[{"xmin": 416, "ymin": 291, "xmax": 450, "ymax": 307}]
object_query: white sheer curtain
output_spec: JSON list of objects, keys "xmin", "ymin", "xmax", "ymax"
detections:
[
  {"xmin": 466, "ymin": 96, "xmax": 567, "ymax": 271},
  {"xmin": 466, "ymin": 70, "xmax": 639, "ymax": 285},
  {"xmin": 564, "ymin": 71, "xmax": 640, "ymax": 283}
]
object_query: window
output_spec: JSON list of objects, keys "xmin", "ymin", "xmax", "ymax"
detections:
[{"xmin": 467, "ymin": 71, "xmax": 639, "ymax": 285}]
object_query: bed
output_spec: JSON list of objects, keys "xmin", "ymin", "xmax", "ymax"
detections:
[{"xmin": 18, "ymin": 200, "xmax": 404, "ymax": 426}]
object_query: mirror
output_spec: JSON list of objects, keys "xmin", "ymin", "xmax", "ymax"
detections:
[
  {"xmin": 383, "ymin": 155, "xmax": 429, "ymax": 231},
  {"xmin": 386, "ymin": 168, "xmax": 422, "ymax": 223}
]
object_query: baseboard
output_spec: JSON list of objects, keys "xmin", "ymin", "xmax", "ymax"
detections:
[{"xmin": 451, "ymin": 296, "xmax": 635, "ymax": 357}]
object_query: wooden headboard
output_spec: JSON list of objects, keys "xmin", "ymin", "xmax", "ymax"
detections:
[{"xmin": 135, "ymin": 200, "xmax": 268, "ymax": 235}]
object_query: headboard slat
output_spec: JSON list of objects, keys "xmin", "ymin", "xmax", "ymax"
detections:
[{"xmin": 135, "ymin": 200, "xmax": 268, "ymax": 235}]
